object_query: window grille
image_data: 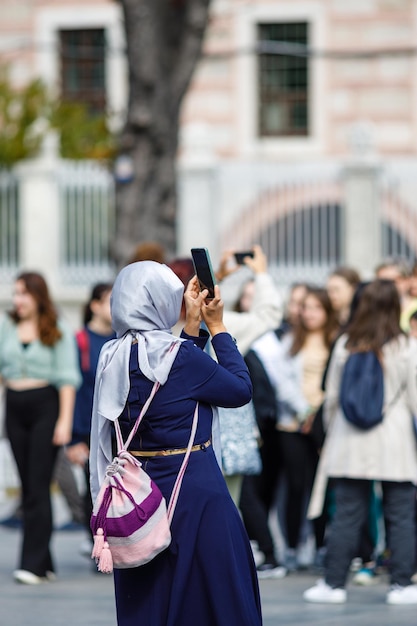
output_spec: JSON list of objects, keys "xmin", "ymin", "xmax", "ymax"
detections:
[
  {"xmin": 59, "ymin": 29, "xmax": 106, "ymax": 114},
  {"xmin": 258, "ymin": 22, "xmax": 309, "ymax": 137}
]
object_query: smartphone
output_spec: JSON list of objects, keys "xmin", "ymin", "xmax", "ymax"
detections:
[
  {"xmin": 234, "ymin": 250, "xmax": 254, "ymax": 265},
  {"xmin": 191, "ymin": 248, "xmax": 217, "ymax": 299}
]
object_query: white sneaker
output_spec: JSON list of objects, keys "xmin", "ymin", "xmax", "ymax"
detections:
[
  {"xmin": 387, "ymin": 584, "xmax": 417, "ymax": 605},
  {"xmin": 352, "ymin": 567, "xmax": 378, "ymax": 586},
  {"xmin": 257, "ymin": 563, "xmax": 287, "ymax": 580},
  {"xmin": 13, "ymin": 569, "xmax": 44, "ymax": 585},
  {"xmin": 303, "ymin": 579, "xmax": 347, "ymax": 604}
]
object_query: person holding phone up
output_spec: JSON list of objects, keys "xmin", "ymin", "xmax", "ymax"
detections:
[
  {"xmin": 209, "ymin": 245, "xmax": 283, "ymax": 509},
  {"xmin": 217, "ymin": 244, "xmax": 283, "ymax": 357}
]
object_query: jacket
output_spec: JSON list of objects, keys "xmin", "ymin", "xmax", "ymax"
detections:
[
  {"xmin": 308, "ymin": 333, "xmax": 417, "ymax": 519},
  {"xmin": 223, "ymin": 273, "xmax": 282, "ymax": 356}
]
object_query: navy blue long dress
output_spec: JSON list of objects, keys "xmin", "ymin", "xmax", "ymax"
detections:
[{"xmin": 115, "ymin": 331, "xmax": 263, "ymax": 626}]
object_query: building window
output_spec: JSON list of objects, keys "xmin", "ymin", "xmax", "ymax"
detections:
[
  {"xmin": 59, "ymin": 29, "xmax": 106, "ymax": 114},
  {"xmin": 258, "ymin": 22, "xmax": 309, "ymax": 137}
]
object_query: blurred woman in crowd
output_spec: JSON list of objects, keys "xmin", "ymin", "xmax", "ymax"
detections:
[
  {"xmin": 375, "ymin": 258, "xmax": 417, "ymax": 333},
  {"xmin": 0, "ymin": 272, "xmax": 80, "ymax": 584},
  {"xmin": 276, "ymin": 287, "xmax": 338, "ymax": 571},
  {"xmin": 65, "ymin": 283, "xmax": 114, "ymax": 549},
  {"xmin": 304, "ymin": 279, "xmax": 417, "ymax": 605},
  {"xmin": 217, "ymin": 245, "xmax": 282, "ymax": 504},
  {"xmin": 326, "ymin": 267, "xmax": 360, "ymax": 327},
  {"xmin": 239, "ymin": 281, "xmax": 307, "ymax": 578},
  {"xmin": 276, "ymin": 282, "xmax": 308, "ymax": 338}
]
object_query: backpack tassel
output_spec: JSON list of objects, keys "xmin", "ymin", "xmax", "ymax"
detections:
[
  {"xmin": 91, "ymin": 528, "xmax": 105, "ymax": 559},
  {"xmin": 98, "ymin": 541, "xmax": 113, "ymax": 574}
]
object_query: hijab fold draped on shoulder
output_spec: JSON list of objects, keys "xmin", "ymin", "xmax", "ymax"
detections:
[{"xmin": 89, "ymin": 261, "xmax": 186, "ymax": 500}]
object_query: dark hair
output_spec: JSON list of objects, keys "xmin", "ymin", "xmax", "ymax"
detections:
[
  {"xmin": 375, "ymin": 257, "xmax": 410, "ymax": 278},
  {"xmin": 410, "ymin": 309, "xmax": 417, "ymax": 324},
  {"xmin": 233, "ymin": 279, "xmax": 255, "ymax": 313},
  {"xmin": 168, "ymin": 258, "xmax": 194, "ymax": 287},
  {"xmin": 346, "ymin": 279, "xmax": 402, "ymax": 354},
  {"xmin": 289, "ymin": 281, "xmax": 309, "ymax": 292},
  {"xmin": 128, "ymin": 241, "xmax": 165, "ymax": 265},
  {"xmin": 290, "ymin": 286, "xmax": 338, "ymax": 356},
  {"xmin": 83, "ymin": 282, "xmax": 113, "ymax": 325},
  {"xmin": 329, "ymin": 266, "xmax": 361, "ymax": 287},
  {"xmin": 168, "ymin": 258, "xmax": 194, "ymax": 320},
  {"xmin": 345, "ymin": 281, "xmax": 371, "ymax": 327},
  {"xmin": 10, "ymin": 272, "xmax": 62, "ymax": 346}
]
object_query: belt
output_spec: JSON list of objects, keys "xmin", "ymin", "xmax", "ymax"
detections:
[{"xmin": 131, "ymin": 438, "xmax": 211, "ymax": 457}]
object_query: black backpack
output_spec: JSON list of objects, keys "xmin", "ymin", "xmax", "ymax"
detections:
[{"xmin": 339, "ymin": 351, "xmax": 384, "ymax": 430}]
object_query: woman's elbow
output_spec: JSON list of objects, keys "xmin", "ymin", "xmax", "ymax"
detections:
[{"xmin": 235, "ymin": 380, "xmax": 253, "ymax": 407}]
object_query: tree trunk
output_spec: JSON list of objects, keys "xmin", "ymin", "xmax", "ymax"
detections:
[{"xmin": 113, "ymin": 0, "xmax": 211, "ymax": 268}]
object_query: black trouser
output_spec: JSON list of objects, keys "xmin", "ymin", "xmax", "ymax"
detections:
[
  {"xmin": 326, "ymin": 478, "xmax": 416, "ymax": 589},
  {"xmin": 239, "ymin": 421, "xmax": 281, "ymax": 559},
  {"xmin": 278, "ymin": 431, "xmax": 323, "ymax": 550},
  {"xmin": 6, "ymin": 386, "xmax": 59, "ymax": 576}
]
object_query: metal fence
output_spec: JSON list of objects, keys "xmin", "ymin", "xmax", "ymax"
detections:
[
  {"xmin": 58, "ymin": 160, "xmax": 115, "ymax": 284},
  {"xmin": 221, "ymin": 176, "xmax": 344, "ymax": 288},
  {"xmin": 0, "ymin": 169, "xmax": 19, "ymax": 281},
  {"xmin": 380, "ymin": 170, "xmax": 417, "ymax": 265},
  {"xmin": 2, "ymin": 157, "xmax": 417, "ymax": 291}
]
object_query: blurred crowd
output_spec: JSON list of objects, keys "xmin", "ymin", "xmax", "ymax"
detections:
[
  {"xmin": 1, "ymin": 241, "xmax": 417, "ymax": 606},
  {"xmin": 214, "ymin": 251, "xmax": 417, "ymax": 606}
]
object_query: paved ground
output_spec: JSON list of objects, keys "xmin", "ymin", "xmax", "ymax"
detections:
[
  {"xmin": 1, "ymin": 495, "xmax": 417, "ymax": 625},
  {"xmin": 2, "ymin": 524, "xmax": 417, "ymax": 626}
]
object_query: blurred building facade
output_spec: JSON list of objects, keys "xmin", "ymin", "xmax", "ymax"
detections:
[{"xmin": 1, "ymin": 0, "xmax": 417, "ymax": 323}]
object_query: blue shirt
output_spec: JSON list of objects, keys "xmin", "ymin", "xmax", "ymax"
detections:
[{"xmin": 72, "ymin": 327, "xmax": 115, "ymax": 443}]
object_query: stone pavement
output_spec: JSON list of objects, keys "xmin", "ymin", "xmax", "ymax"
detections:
[
  {"xmin": 1, "ymin": 492, "xmax": 417, "ymax": 626},
  {"xmin": 261, "ymin": 573, "xmax": 417, "ymax": 626},
  {"xmin": 1, "ymin": 522, "xmax": 417, "ymax": 626}
]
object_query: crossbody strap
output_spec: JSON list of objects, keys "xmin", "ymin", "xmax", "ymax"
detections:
[
  {"xmin": 114, "ymin": 381, "xmax": 160, "ymax": 453},
  {"xmin": 167, "ymin": 401, "xmax": 199, "ymax": 524},
  {"xmin": 113, "ymin": 381, "xmax": 200, "ymax": 526}
]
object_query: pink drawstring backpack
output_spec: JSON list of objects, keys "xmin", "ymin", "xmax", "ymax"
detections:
[{"xmin": 90, "ymin": 382, "xmax": 199, "ymax": 573}]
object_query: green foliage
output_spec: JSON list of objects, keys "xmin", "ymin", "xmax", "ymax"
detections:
[
  {"xmin": 50, "ymin": 101, "xmax": 116, "ymax": 161},
  {"xmin": 0, "ymin": 67, "xmax": 116, "ymax": 166},
  {"xmin": 0, "ymin": 70, "xmax": 49, "ymax": 166}
]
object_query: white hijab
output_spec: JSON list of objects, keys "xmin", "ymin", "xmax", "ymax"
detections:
[{"xmin": 90, "ymin": 261, "xmax": 186, "ymax": 500}]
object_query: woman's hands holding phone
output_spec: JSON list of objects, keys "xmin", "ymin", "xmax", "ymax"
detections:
[
  {"xmin": 200, "ymin": 285, "xmax": 226, "ymax": 337},
  {"xmin": 183, "ymin": 278, "xmax": 226, "ymax": 337},
  {"xmin": 183, "ymin": 276, "xmax": 207, "ymax": 336}
]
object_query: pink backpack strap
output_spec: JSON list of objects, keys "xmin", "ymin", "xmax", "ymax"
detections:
[
  {"xmin": 113, "ymin": 381, "xmax": 199, "ymax": 526},
  {"xmin": 167, "ymin": 402, "xmax": 199, "ymax": 524},
  {"xmin": 113, "ymin": 381, "xmax": 160, "ymax": 453}
]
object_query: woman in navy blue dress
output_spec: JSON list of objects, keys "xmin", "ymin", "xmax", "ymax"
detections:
[{"xmin": 90, "ymin": 261, "xmax": 262, "ymax": 626}]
